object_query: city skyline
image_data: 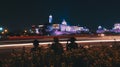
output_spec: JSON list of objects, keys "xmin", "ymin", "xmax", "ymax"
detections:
[{"xmin": 1, "ymin": 0, "xmax": 120, "ymax": 31}]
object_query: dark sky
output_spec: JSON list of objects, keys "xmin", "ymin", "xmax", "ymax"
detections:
[{"xmin": 1, "ymin": 0, "xmax": 120, "ymax": 31}]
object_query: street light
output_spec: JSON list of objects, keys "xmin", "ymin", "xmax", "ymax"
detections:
[
  {"xmin": 4, "ymin": 29, "xmax": 8, "ymax": 33},
  {"xmin": 24, "ymin": 30, "xmax": 27, "ymax": 33},
  {"xmin": 2, "ymin": 32, "xmax": 4, "ymax": 34}
]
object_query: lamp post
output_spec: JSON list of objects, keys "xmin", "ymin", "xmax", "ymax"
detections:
[
  {"xmin": 1, "ymin": 32, "xmax": 4, "ymax": 34},
  {"xmin": 4, "ymin": 29, "xmax": 8, "ymax": 33}
]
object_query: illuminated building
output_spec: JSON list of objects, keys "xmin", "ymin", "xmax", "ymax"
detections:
[
  {"xmin": 60, "ymin": 19, "xmax": 69, "ymax": 31},
  {"xmin": 114, "ymin": 23, "xmax": 120, "ymax": 29},
  {"xmin": 35, "ymin": 28, "xmax": 39, "ymax": 34},
  {"xmin": 96, "ymin": 26, "xmax": 105, "ymax": 33},
  {"xmin": 112, "ymin": 23, "xmax": 120, "ymax": 33},
  {"xmin": 52, "ymin": 24, "xmax": 60, "ymax": 29},
  {"xmin": 29, "ymin": 25, "xmax": 37, "ymax": 34},
  {"xmin": 98, "ymin": 26, "xmax": 102, "ymax": 29},
  {"xmin": 66, "ymin": 26, "xmax": 71, "ymax": 31},
  {"xmin": 62, "ymin": 19, "xmax": 67, "ymax": 25},
  {"xmin": 30, "ymin": 16, "xmax": 90, "ymax": 35}
]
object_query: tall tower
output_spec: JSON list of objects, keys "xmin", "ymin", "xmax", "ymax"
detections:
[{"xmin": 49, "ymin": 15, "xmax": 52, "ymax": 23}]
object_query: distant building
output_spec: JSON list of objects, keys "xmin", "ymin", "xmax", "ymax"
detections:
[
  {"xmin": 96, "ymin": 26, "xmax": 105, "ymax": 33},
  {"xmin": 61, "ymin": 19, "xmax": 67, "ymax": 25},
  {"xmin": 52, "ymin": 24, "xmax": 60, "ymax": 29},
  {"xmin": 30, "ymin": 16, "xmax": 90, "ymax": 35},
  {"xmin": 112, "ymin": 23, "xmax": 120, "ymax": 33}
]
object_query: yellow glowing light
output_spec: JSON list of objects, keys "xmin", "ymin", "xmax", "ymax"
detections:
[
  {"xmin": 4, "ymin": 29, "xmax": 8, "ymax": 33},
  {"xmin": 2, "ymin": 32, "xmax": 4, "ymax": 34},
  {"xmin": 24, "ymin": 30, "xmax": 27, "ymax": 33}
]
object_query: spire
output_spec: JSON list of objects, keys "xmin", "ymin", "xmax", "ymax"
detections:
[{"xmin": 49, "ymin": 14, "xmax": 52, "ymax": 23}]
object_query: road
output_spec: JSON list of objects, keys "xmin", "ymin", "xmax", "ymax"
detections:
[
  {"xmin": 0, "ymin": 36, "xmax": 119, "ymax": 48},
  {"xmin": 0, "ymin": 36, "xmax": 120, "ymax": 59}
]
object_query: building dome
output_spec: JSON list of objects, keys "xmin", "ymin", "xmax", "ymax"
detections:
[{"xmin": 62, "ymin": 19, "xmax": 67, "ymax": 25}]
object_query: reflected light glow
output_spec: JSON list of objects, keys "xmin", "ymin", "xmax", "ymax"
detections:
[{"xmin": 0, "ymin": 39, "xmax": 120, "ymax": 47}]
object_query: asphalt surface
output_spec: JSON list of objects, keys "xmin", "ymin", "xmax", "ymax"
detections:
[{"xmin": 0, "ymin": 36, "xmax": 120, "ymax": 59}]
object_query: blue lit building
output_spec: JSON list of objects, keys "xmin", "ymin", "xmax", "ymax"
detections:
[
  {"xmin": 112, "ymin": 23, "xmax": 120, "ymax": 33},
  {"xmin": 30, "ymin": 15, "xmax": 90, "ymax": 35}
]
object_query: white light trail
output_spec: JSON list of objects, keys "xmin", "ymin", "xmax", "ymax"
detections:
[{"xmin": 0, "ymin": 39, "xmax": 120, "ymax": 48}]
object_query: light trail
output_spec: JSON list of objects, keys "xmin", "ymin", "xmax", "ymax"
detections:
[{"xmin": 0, "ymin": 39, "xmax": 119, "ymax": 48}]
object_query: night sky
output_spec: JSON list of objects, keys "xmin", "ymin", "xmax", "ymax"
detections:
[{"xmin": 1, "ymin": 0, "xmax": 120, "ymax": 32}]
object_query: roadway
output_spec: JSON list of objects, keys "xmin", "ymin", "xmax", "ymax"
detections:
[
  {"xmin": 0, "ymin": 36, "xmax": 120, "ymax": 48},
  {"xmin": 0, "ymin": 36, "xmax": 120, "ymax": 59}
]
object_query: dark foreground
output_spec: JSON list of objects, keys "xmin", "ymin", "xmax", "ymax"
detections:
[{"xmin": 0, "ymin": 42, "xmax": 120, "ymax": 67}]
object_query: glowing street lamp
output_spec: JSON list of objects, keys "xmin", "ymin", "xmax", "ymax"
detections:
[
  {"xmin": 24, "ymin": 30, "xmax": 27, "ymax": 33},
  {"xmin": 4, "ymin": 29, "xmax": 8, "ymax": 33},
  {"xmin": 2, "ymin": 32, "xmax": 4, "ymax": 34}
]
